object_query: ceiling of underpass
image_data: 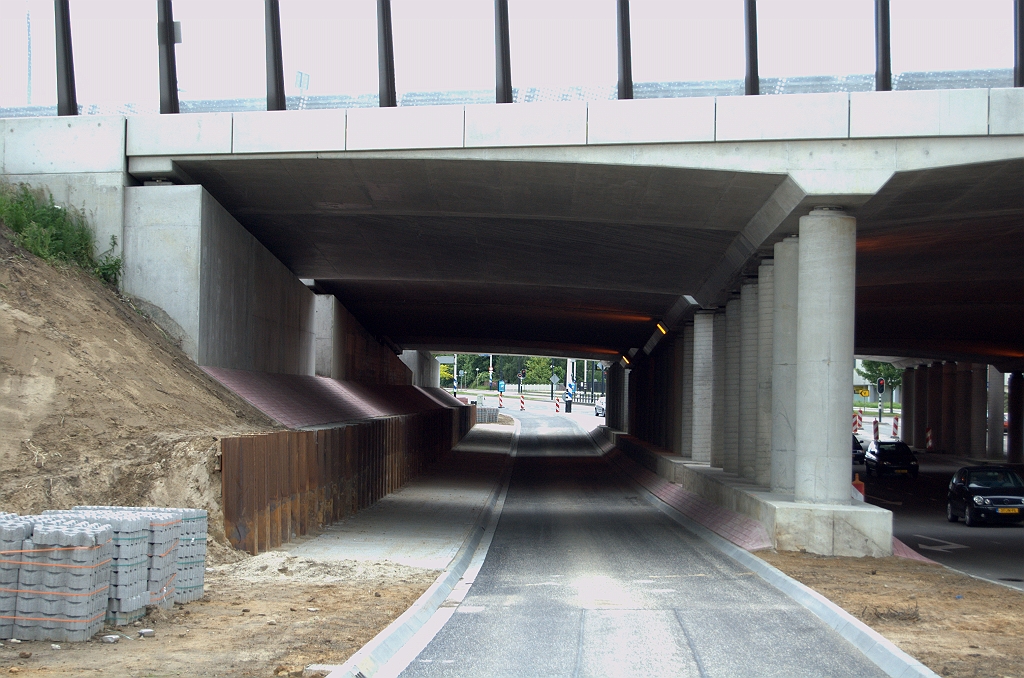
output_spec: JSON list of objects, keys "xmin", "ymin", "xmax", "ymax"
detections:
[{"xmin": 174, "ymin": 154, "xmax": 1024, "ymax": 369}]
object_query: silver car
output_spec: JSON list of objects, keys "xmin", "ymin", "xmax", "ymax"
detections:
[{"xmin": 595, "ymin": 397, "xmax": 606, "ymax": 417}]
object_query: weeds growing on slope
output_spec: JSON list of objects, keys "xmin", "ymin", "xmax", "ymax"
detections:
[{"xmin": 0, "ymin": 182, "xmax": 122, "ymax": 284}]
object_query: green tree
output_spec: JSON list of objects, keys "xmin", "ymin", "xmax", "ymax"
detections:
[
  {"xmin": 856, "ymin": 361, "xmax": 903, "ymax": 412},
  {"xmin": 524, "ymin": 356, "xmax": 565, "ymax": 385},
  {"xmin": 439, "ymin": 363, "xmax": 454, "ymax": 387}
]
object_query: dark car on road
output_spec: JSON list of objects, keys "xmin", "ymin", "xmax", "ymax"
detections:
[
  {"xmin": 947, "ymin": 466, "xmax": 1024, "ymax": 527},
  {"xmin": 852, "ymin": 435, "xmax": 865, "ymax": 464},
  {"xmin": 864, "ymin": 440, "xmax": 919, "ymax": 478}
]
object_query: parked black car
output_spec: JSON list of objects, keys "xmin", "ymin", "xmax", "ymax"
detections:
[
  {"xmin": 947, "ymin": 466, "xmax": 1024, "ymax": 527},
  {"xmin": 864, "ymin": 440, "xmax": 919, "ymax": 478},
  {"xmin": 852, "ymin": 434, "xmax": 865, "ymax": 464}
]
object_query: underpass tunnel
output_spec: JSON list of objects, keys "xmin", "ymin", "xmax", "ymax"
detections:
[
  {"xmin": 4, "ymin": 90, "xmax": 1022, "ymax": 557},
  {"xmin": 123, "ymin": 146, "xmax": 1023, "ymax": 556}
]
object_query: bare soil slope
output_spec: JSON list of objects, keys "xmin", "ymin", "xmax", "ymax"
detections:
[{"xmin": 0, "ymin": 224, "xmax": 278, "ymax": 552}]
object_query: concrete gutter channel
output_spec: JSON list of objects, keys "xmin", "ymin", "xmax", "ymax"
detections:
[{"xmin": 308, "ymin": 419, "xmax": 937, "ymax": 678}]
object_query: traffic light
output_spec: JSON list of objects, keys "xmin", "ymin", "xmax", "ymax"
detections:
[{"xmin": 877, "ymin": 377, "xmax": 885, "ymax": 395}]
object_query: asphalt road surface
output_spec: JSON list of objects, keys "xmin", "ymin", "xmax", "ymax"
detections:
[
  {"xmin": 402, "ymin": 411, "xmax": 888, "ymax": 678},
  {"xmin": 858, "ymin": 452, "xmax": 1024, "ymax": 591}
]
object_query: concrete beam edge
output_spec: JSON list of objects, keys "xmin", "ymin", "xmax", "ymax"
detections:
[{"xmin": 631, "ymin": 479, "xmax": 939, "ymax": 678}]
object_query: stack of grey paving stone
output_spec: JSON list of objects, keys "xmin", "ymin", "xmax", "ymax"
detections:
[
  {"xmin": 76, "ymin": 506, "xmax": 208, "ymax": 606},
  {"xmin": 8, "ymin": 516, "xmax": 113, "ymax": 642},
  {"xmin": 43, "ymin": 510, "xmax": 152, "ymax": 625},
  {"xmin": 75, "ymin": 508, "xmax": 182, "ymax": 611},
  {"xmin": 0, "ymin": 514, "xmax": 34, "ymax": 640},
  {"xmin": 1, "ymin": 505, "xmax": 208, "ymax": 640}
]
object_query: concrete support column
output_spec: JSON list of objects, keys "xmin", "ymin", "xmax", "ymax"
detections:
[
  {"xmin": 902, "ymin": 368, "xmax": 915, "ymax": 445},
  {"xmin": 755, "ymin": 260, "xmax": 774, "ymax": 486},
  {"xmin": 954, "ymin": 362, "xmax": 972, "ymax": 456},
  {"xmin": 1009, "ymin": 373, "xmax": 1024, "ymax": 465},
  {"xmin": 970, "ymin": 364, "xmax": 988, "ymax": 458},
  {"xmin": 711, "ymin": 310, "xmax": 727, "ymax": 468},
  {"xmin": 723, "ymin": 297, "xmax": 741, "ymax": 474},
  {"xmin": 739, "ymin": 281, "xmax": 759, "ymax": 481},
  {"xmin": 680, "ymin": 322, "xmax": 694, "ymax": 459},
  {"xmin": 692, "ymin": 311, "xmax": 716, "ymax": 463},
  {"xmin": 927, "ymin": 362, "xmax": 943, "ymax": 450},
  {"xmin": 913, "ymin": 366, "xmax": 928, "ymax": 448},
  {"xmin": 988, "ymin": 366, "xmax": 1005, "ymax": 460},
  {"xmin": 672, "ymin": 338, "xmax": 684, "ymax": 455},
  {"xmin": 771, "ymin": 237, "xmax": 798, "ymax": 493},
  {"xmin": 941, "ymin": 361, "xmax": 956, "ymax": 452},
  {"xmin": 794, "ymin": 208, "xmax": 856, "ymax": 505}
]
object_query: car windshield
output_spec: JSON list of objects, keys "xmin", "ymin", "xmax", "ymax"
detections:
[
  {"xmin": 875, "ymin": 442, "xmax": 915, "ymax": 461},
  {"xmin": 967, "ymin": 470, "xmax": 1024, "ymax": 489}
]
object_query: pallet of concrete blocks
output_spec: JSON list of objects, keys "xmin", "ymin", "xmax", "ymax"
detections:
[
  {"xmin": 43, "ymin": 510, "xmax": 151, "ymax": 626},
  {"xmin": 10, "ymin": 517, "xmax": 113, "ymax": 642},
  {"xmin": 0, "ymin": 515, "xmax": 35, "ymax": 640},
  {"xmin": 78, "ymin": 506, "xmax": 207, "ymax": 605}
]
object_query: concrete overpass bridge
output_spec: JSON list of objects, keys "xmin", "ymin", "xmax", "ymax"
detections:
[{"xmin": 3, "ymin": 86, "xmax": 1023, "ymax": 557}]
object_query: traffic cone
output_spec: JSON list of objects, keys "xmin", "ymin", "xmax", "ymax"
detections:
[
  {"xmin": 555, "ymin": 398, "xmax": 561, "ymax": 414},
  {"xmin": 520, "ymin": 394, "xmax": 525, "ymax": 411},
  {"xmin": 852, "ymin": 473, "xmax": 865, "ymax": 501},
  {"xmin": 498, "ymin": 392, "xmax": 503, "ymax": 408},
  {"xmin": 892, "ymin": 415, "xmax": 899, "ymax": 439}
]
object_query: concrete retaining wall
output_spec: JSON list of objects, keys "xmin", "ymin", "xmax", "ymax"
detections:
[
  {"xmin": 314, "ymin": 294, "xmax": 412, "ymax": 385},
  {"xmin": 1, "ymin": 116, "xmax": 127, "ymax": 260},
  {"xmin": 124, "ymin": 185, "xmax": 315, "ymax": 375},
  {"xmin": 399, "ymin": 350, "xmax": 441, "ymax": 388}
]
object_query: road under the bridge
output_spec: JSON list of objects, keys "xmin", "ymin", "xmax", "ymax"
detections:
[{"xmin": 399, "ymin": 412, "xmax": 889, "ymax": 678}]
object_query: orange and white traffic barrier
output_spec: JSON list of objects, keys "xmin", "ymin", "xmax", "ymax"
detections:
[
  {"xmin": 925, "ymin": 427, "xmax": 934, "ymax": 451},
  {"xmin": 852, "ymin": 412, "xmax": 858, "ymax": 433},
  {"xmin": 498, "ymin": 392, "xmax": 503, "ymax": 408},
  {"xmin": 892, "ymin": 415, "xmax": 899, "ymax": 439},
  {"xmin": 872, "ymin": 419, "xmax": 879, "ymax": 440},
  {"xmin": 857, "ymin": 409, "xmax": 864, "ymax": 430},
  {"xmin": 520, "ymin": 394, "xmax": 525, "ymax": 411},
  {"xmin": 555, "ymin": 398, "xmax": 561, "ymax": 414}
]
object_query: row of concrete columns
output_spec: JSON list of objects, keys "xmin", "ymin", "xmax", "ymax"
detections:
[
  {"xmin": 620, "ymin": 206, "xmax": 1024, "ymax": 498},
  {"xmin": 902, "ymin": 362, "xmax": 1023, "ymax": 463},
  {"xmin": 671, "ymin": 209, "xmax": 856, "ymax": 505}
]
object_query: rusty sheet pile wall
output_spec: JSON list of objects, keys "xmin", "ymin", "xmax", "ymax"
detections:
[{"xmin": 220, "ymin": 405, "xmax": 475, "ymax": 554}]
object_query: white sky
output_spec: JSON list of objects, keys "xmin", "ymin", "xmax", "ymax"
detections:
[{"xmin": 0, "ymin": 0, "xmax": 1015, "ymax": 110}]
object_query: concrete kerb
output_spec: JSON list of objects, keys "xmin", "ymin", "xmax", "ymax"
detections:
[
  {"xmin": 313, "ymin": 421, "xmax": 519, "ymax": 678},
  {"xmin": 624, "ymin": 469, "xmax": 938, "ymax": 678}
]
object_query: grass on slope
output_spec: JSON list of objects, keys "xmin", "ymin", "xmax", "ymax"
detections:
[{"xmin": 0, "ymin": 181, "xmax": 122, "ymax": 284}]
